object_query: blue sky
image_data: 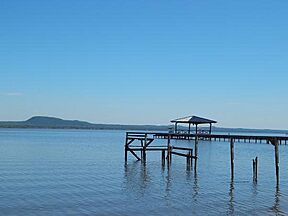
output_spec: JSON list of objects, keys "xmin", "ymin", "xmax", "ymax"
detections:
[{"xmin": 0, "ymin": 0, "xmax": 287, "ymax": 129}]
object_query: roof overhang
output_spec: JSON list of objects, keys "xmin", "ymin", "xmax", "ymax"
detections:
[{"xmin": 171, "ymin": 115, "xmax": 217, "ymax": 124}]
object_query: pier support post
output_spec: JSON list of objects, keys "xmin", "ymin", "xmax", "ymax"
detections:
[
  {"xmin": 269, "ymin": 138, "xmax": 280, "ymax": 185},
  {"xmin": 230, "ymin": 139, "xmax": 234, "ymax": 180},
  {"xmin": 143, "ymin": 134, "xmax": 147, "ymax": 162},
  {"xmin": 125, "ymin": 147, "xmax": 128, "ymax": 162},
  {"xmin": 255, "ymin": 157, "xmax": 258, "ymax": 181},
  {"xmin": 167, "ymin": 135, "xmax": 172, "ymax": 164},
  {"xmin": 169, "ymin": 146, "xmax": 172, "ymax": 164},
  {"xmin": 252, "ymin": 157, "xmax": 258, "ymax": 182},
  {"xmin": 168, "ymin": 134, "xmax": 171, "ymax": 148},
  {"xmin": 140, "ymin": 140, "xmax": 143, "ymax": 160},
  {"xmin": 190, "ymin": 149, "xmax": 193, "ymax": 167},
  {"xmin": 274, "ymin": 139, "xmax": 280, "ymax": 185},
  {"xmin": 125, "ymin": 136, "xmax": 128, "ymax": 162},
  {"xmin": 194, "ymin": 136, "xmax": 198, "ymax": 171},
  {"xmin": 162, "ymin": 150, "xmax": 165, "ymax": 165}
]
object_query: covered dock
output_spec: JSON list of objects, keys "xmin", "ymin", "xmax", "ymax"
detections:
[
  {"xmin": 124, "ymin": 115, "xmax": 288, "ymax": 185},
  {"xmin": 171, "ymin": 115, "xmax": 217, "ymax": 134}
]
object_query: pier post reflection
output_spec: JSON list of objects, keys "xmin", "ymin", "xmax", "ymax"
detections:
[
  {"xmin": 192, "ymin": 171, "xmax": 199, "ymax": 202},
  {"xmin": 123, "ymin": 161, "xmax": 151, "ymax": 196},
  {"xmin": 164, "ymin": 163, "xmax": 172, "ymax": 200},
  {"xmin": 271, "ymin": 185, "xmax": 282, "ymax": 215},
  {"xmin": 228, "ymin": 180, "xmax": 235, "ymax": 215}
]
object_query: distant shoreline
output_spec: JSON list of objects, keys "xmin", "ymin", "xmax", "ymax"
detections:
[
  {"xmin": 0, "ymin": 116, "xmax": 287, "ymax": 135},
  {"xmin": 0, "ymin": 125, "xmax": 287, "ymax": 135}
]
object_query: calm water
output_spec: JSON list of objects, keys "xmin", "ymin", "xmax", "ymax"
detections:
[{"xmin": 0, "ymin": 129, "xmax": 287, "ymax": 215}]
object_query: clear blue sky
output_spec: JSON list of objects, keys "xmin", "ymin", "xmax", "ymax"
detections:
[{"xmin": 0, "ymin": 0, "xmax": 287, "ymax": 129}]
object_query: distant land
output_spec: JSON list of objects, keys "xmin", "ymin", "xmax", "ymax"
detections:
[{"xmin": 0, "ymin": 116, "xmax": 287, "ymax": 135}]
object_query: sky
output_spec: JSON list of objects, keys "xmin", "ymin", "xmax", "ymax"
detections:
[{"xmin": 0, "ymin": 0, "xmax": 287, "ymax": 129}]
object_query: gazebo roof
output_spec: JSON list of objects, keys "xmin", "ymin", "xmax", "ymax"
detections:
[{"xmin": 171, "ymin": 116, "xmax": 217, "ymax": 124}]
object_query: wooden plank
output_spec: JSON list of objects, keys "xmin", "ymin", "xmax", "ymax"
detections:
[
  {"xmin": 145, "ymin": 139, "xmax": 154, "ymax": 147},
  {"xmin": 172, "ymin": 146, "xmax": 193, "ymax": 151},
  {"xmin": 129, "ymin": 147, "xmax": 167, "ymax": 151},
  {"xmin": 126, "ymin": 138, "xmax": 135, "ymax": 146},
  {"xmin": 171, "ymin": 151, "xmax": 189, "ymax": 157},
  {"xmin": 128, "ymin": 149, "xmax": 141, "ymax": 160}
]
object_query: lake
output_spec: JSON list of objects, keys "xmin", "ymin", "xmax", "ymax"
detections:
[{"xmin": 0, "ymin": 129, "xmax": 287, "ymax": 215}]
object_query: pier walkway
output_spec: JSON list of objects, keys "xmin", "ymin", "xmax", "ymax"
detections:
[{"xmin": 153, "ymin": 132, "xmax": 288, "ymax": 144}]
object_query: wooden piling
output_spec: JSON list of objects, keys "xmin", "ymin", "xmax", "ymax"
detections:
[
  {"xmin": 230, "ymin": 139, "xmax": 234, "ymax": 180},
  {"xmin": 143, "ymin": 134, "xmax": 147, "ymax": 162},
  {"xmin": 252, "ymin": 159, "xmax": 255, "ymax": 181},
  {"xmin": 194, "ymin": 136, "xmax": 198, "ymax": 171},
  {"xmin": 125, "ymin": 136, "xmax": 128, "ymax": 162},
  {"xmin": 162, "ymin": 150, "xmax": 165, "ymax": 164},
  {"xmin": 140, "ymin": 140, "xmax": 143, "ymax": 159},
  {"xmin": 169, "ymin": 146, "xmax": 172, "ymax": 164},
  {"xmin": 190, "ymin": 149, "xmax": 193, "ymax": 167},
  {"xmin": 166, "ymin": 145, "xmax": 171, "ymax": 164},
  {"xmin": 274, "ymin": 139, "xmax": 279, "ymax": 185},
  {"xmin": 125, "ymin": 146, "xmax": 128, "ymax": 162},
  {"xmin": 252, "ymin": 157, "xmax": 258, "ymax": 181},
  {"xmin": 255, "ymin": 157, "xmax": 258, "ymax": 181},
  {"xmin": 186, "ymin": 154, "xmax": 190, "ymax": 166}
]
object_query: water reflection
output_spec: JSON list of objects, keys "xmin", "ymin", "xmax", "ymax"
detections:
[
  {"xmin": 228, "ymin": 180, "xmax": 234, "ymax": 215},
  {"xmin": 270, "ymin": 185, "xmax": 283, "ymax": 215},
  {"xmin": 192, "ymin": 172, "xmax": 199, "ymax": 202},
  {"xmin": 123, "ymin": 161, "xmax": 151, "ymax": 196},
  {"xmin": 123, "ymin": 160, "xmax": 286, "ymax": 215},
  {"xmin": 123, "ymin": 161, "xmax": 198, "ymax": 202},
  {"xmin": 164, "ymin": 163, "xmax": 172, "ymax": 200}
]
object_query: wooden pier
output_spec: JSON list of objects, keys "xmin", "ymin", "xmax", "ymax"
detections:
[
  {"xmin": 153, "ymin": 132, "xmax": 288, "ymax": 145},
  {"xmin": 125, "ymin": 131, "xmax": 288, "ymax": 185},
  {"xmin": 125, "ymin": 132, "xmax": 195, "ymax": 167}
]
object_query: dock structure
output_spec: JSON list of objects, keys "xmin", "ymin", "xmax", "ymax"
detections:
[
  {"xmin": 125, "ymin": 131, "xmax": 287, "ymax": 184},
  {"xmin": 171, "ymin": 115, "xmax": 217, "ymax": 134},
  {"xmin": 124, "ymin": 132, "xmax": 195, "ymax": 167},
  {"xmin": 153, "ymin": 132, "xmax": 288, "ymax": 145},
  {"xmin": 124, "ymin": 115, "xmax": 288, "ymax": 185}
]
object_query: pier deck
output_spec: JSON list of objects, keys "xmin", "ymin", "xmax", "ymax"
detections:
[{"xmin": 153, "ymin": 132, "xmax": 288, "ymax": 144}]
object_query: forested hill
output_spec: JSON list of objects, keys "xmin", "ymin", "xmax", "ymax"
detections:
[{"xmin": 0, "ymin": 116, "xmax": 169, "ymax": 130}]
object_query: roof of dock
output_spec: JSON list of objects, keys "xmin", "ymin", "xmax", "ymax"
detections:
[{"xmin": 171, "ymin": 116, "xmax": 217, "ymax": 124}]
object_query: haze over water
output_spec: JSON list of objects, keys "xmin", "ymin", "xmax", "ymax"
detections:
[{"xmin": 0, "ymin": 129, "xmax": 287, "ymax": 215}]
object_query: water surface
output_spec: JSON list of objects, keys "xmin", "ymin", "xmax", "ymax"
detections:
[{"xmin": 0, "ymin": 129, "xmax": 287, "ymax": 215}]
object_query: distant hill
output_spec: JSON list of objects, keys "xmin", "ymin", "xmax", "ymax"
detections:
[
  {"xmin": 0, "ymin": 116, "xmax": 287, "ymax": 134},
  {"xmin": 25, "ymin": 116, "xmax": 95, "ymax": 128},
  {"xmin": 0, "ymin": 116, "xmax": 170, "ymax": 131}
]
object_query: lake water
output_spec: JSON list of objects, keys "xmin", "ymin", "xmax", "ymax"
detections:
[{"xmin": 0, "ymin": 129, "xmax": 287, "ymax": 215}]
